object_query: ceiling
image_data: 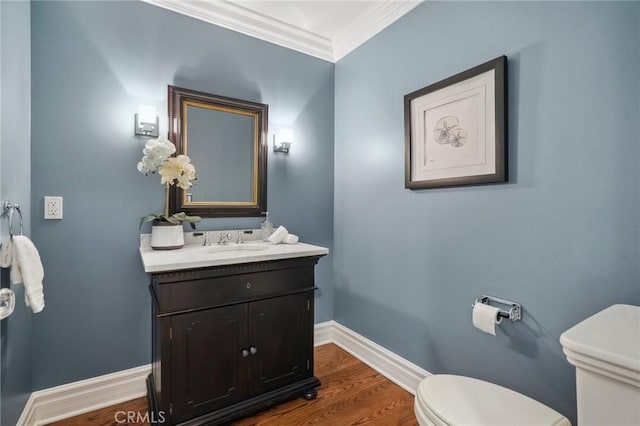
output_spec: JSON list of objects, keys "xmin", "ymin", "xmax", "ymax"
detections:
[{"xmin": 142, "ymin": 0, "xmax": 422, "ymax": 62}]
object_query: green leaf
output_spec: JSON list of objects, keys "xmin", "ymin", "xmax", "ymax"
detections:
[
  {"xmin": 171, "ymin": 212, "xmax": 187, "ymax": 222},
  {"xmin": 183, "ymin": 214, "xmax": 201, "ymax": 223},
  {"xmin": 139, "ymin": 211, "xmax": 201, "ymax": 229},
  {"xmin": 165, "ymin": 216, "xmax": 181, "ymax": 225},
  {"xmin": 139, "ymin": 213, "xmax": 161, "ymax": 229},
  {"xmin": 183, "ymin": 214, "xmax": 201, "ymax": 229}
]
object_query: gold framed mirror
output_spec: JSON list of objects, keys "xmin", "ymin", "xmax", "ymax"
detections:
[{"xmin": 168, "ymin": 85, "xmax": 268, "ymax": 217}]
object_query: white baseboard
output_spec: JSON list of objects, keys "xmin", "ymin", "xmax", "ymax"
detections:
[
  {"xmin": 19, "ymin": 321, "xmax": 429, "ymax": 425},
  {"xmin": 315, "ymin": 320, "xmax": 430, "ymax": 395},
  {"xmin": 313, "ymin": 320, "xmax": 335, "ymax": 347},
  {"xmin": 17, "ymin": 365, "xmax": 150, "ymax": 426}
]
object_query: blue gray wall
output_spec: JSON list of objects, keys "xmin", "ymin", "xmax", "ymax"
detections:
[
  {"xmin": 1, "ymin": 1, "xmax": 33, "ymax": 424},
  {"xmin": 334, "ymin": 2, "xmax": 639, "ymax": 424},
  {"xmin": 31, "ymin": 0, "xmax": 333, "ymax": 390}
]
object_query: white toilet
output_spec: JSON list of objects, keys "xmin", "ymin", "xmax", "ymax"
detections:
[
  {"xmin": 560, "ymin": 304, "xmax": 640, "ymax": 426},
  {"xmin": 414, "ymin": 374, "xmax": 571, "ymax": 426}
]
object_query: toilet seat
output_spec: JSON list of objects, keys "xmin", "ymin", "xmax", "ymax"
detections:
[
  {"xmin": 415, "ymin": 375, "xmax": 571, "ymax": 426},
  {"xmin": 414, "ymin": 392, "xmax": 447, "ymax": 426}
]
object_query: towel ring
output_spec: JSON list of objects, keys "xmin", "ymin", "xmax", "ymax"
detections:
[
  {"xmin": 9, "ymin": 205, "xmax": 23, "ymax": 237},
  {"xmin": 2, "ymin": 201, "xmax": 23, "ymax": 238}
]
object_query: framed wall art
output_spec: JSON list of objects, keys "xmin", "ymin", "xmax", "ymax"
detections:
[{"xmin": 404, "ymin": 56, "xmax": 507, "ymax": 189}]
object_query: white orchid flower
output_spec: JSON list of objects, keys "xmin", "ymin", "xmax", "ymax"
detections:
[
  {"xmin": 183, "ymin": 163, "xmax": 196, "ymax": 180},
  {"xmin": 176, "ymin": 173, "xmax": 195, "ymax": 189},
  {"xmin": 137, "ymin": 137, "xmax": 199, "ymax": 226},
  {"xmin": 138, "ymin": 138, "xmax": 197, "ymax": 189}
]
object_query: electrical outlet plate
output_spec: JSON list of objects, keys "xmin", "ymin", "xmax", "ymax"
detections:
[{"xmin": 44, "ymin": 196, "xmax": 63, "ymax": 219}]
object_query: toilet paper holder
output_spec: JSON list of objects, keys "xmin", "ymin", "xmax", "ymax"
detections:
[{"xmin": 473, "ymin": 295, "xmax": 522, "ymax": 322}]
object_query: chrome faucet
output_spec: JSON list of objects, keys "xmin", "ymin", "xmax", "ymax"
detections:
[
  {"xmin": 218, "ymin": 233, "xmax": 232, "ymax": 245},
  {"xmin": 236, "ymin": 230, "xmax": 244, "ymax": 244}
]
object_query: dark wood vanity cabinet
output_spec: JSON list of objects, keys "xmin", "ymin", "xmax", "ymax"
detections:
[{"xmin": 147, "ymin": 256, "xmax": 323, "ymax": 425}]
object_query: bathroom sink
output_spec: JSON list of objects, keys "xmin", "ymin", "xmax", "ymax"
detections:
[{"xmin": 203, "ymin": 244, "xmax": 269, "ymax": 254}]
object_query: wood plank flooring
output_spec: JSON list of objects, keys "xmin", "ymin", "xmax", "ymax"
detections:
[{"xmin": 47, "ymin": 344, "xmax": 417, "ymax": 426}]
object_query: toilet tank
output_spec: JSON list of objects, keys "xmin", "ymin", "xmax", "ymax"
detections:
[{"xmin": 560, "ymin": 304, "xmax": 640, "ymax": 426}]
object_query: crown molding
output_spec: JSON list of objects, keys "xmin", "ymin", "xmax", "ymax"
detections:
[
  {"xmin": 141, "ymin": 0, "xmax": 421, "ymax": 63},
  {"xmin": 332, "ymin": 0, "xmax": 421, "ymax": 61},
  {"xmin": 141, "ymin": 0, "xmax": 334, "ymax": 62}
]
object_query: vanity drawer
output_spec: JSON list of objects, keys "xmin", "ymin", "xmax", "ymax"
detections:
[{"xmin": 155, "ymin": 266, "xmax": 314, "ymax": 313}]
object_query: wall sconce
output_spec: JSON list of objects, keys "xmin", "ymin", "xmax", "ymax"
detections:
[
  {"xmin": 135, "ymin": 105, "xmax": 159, "ymax": 137},
  {"xmin": 273, "ymin": 129, "xmax": 294, "ymax": 154}
]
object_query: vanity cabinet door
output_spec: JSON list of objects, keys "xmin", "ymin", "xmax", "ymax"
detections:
[
  {"xmin": 170, "ymin": 304, "xmax": 248, "ymax": 424},
  {"xmin": 248, "ymin": 292, "xmax": 313, "ymax": 396}
]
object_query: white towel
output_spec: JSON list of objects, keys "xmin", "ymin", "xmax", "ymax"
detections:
[
  {"xmin": 284, "ymin": 234, "xmax": 299, "ymax": 244},
  {"xmin": 10, "ymin": 247, "xmax": 22, "ymax": 285},
  {"xmin": 267, "ymin": 226, "xmax": 288, "ymax": 244},
  {"xmin": 1, "ymin": 239, "xmax": 23, "ymax": 283},
  {"xmin": 11, "ymin": 236, "xmax": 45, "ymax": 313}
]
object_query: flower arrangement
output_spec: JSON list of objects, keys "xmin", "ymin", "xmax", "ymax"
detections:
[{"xmin": 138, "ymin": 137, "xmax": 201, "ymax": 229}]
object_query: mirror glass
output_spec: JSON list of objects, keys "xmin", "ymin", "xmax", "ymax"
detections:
[{"xmin": 168, "ymin": 86, "xmax": 267, "ymax": 217}]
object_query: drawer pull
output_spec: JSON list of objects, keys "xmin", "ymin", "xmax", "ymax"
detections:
[
  {"xmin": 250, "ymin": 346, "xmax": 258, "ymax": 355},
  {"xmin": 246, "ymin": 282, "xmax": 251, "ymax": 289},
  {"xmin": 241, "ymin": 349, "xmax": 249, "ymax": 358}
]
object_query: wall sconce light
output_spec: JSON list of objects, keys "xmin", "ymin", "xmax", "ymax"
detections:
[
  {"xmin": 135, "ymin": 105, "xmax": 159, "ymax": 137},
  {"xmin": 273, "ymin": 129, "xmax": 294, "ymax": 154}
]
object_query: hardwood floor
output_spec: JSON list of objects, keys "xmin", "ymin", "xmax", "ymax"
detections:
[
  {"xmin": 47, "ymin": 397, "xmax": 151, "ymax": 426},
  {"xmin": 47, "ymin": 344, "xmax": 417, "ymax": 426}
]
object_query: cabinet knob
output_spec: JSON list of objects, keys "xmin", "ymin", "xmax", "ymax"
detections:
[
  {"xmin": 241, "ymin": 349, "xmax": 249, "ymax": 358},
  {"xmin": 250, "ymin": 346, "xmax": 258, "ymax": 355},
  {"xmin": 246, "ymin": 282, "xmax": 251, "ymax": 289}
]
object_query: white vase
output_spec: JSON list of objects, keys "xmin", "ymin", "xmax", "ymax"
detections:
[{"xmin": 150, "ymin": 222, "xmax": 184, "ymax": 250}]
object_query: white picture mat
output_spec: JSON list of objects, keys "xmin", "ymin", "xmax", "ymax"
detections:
[{"xmin": 411, "ymin": 69, "xmax": 496, "ymax": 182}]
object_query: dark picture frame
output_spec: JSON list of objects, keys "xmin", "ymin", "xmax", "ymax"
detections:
[{"xmin": 404, "ymin": 56, "xmax": 507, "ymax": 189}]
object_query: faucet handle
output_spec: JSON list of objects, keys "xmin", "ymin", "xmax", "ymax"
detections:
[
  {"xmin": 202, "ymin": 232, "xmax": 209, "ymax": 246},
  {"xmin": 218, "ymin": 232, "xmax": 232, "ymax": 245}
]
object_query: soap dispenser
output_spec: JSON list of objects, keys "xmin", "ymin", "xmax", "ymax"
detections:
[{"xmin": 261, "ymin": 211, "xmax": 273, "ymax": 241}]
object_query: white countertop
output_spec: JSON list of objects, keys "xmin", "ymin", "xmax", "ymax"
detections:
[{"xmin": 139, "ymin": 239, "xmax": 329, "ymax": 273}]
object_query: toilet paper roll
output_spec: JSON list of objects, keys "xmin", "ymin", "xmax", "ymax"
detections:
[{"xmin": 472, "ymin": 303, "xmax": 503, "ymax": 336}]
